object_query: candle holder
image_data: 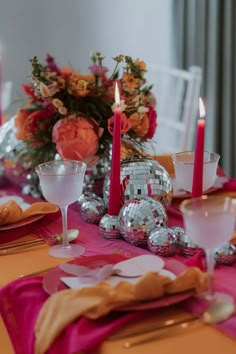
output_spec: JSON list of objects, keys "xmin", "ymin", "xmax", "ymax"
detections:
[{"xmin": 172, "ymin": 150, "xmax": 220, "ymax": 193}]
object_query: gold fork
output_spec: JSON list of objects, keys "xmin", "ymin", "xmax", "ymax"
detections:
[
  {"xmin": 0, "ymin": 241, "xmax": 49, "ymax": 255},
  {"xmin": 0, "ymin": 238, "xmax": 48, "ymax": 250}
]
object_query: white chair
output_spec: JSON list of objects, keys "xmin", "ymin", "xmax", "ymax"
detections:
[{"xmin": 144, "ymin": 64, "xmax": 202, "ymax": 155}]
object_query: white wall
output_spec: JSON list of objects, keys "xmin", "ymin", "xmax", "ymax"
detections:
[{"xmin": 0, "ymin": 0, "xmax": 175, "ymax": 115}]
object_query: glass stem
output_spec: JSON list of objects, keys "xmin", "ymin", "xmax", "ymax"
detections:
[
  {"xmin": 205, "ymin": 248, "xmax": 215, "ymax": 299},
  {"xmin": 60, "ymin": 206, "xmax": 69, "ymax": 247}
]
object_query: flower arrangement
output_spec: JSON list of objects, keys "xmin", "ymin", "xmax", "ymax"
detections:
[{"xmin": 14, "ymin": 52, "xmax": 157, "ymax": 168}]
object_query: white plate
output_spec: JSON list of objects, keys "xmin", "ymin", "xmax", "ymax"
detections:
[
  {"xmin": 113, "ymin": 254, "xmax": 165, "ymax": 277},
  {"xmin": 60, "ymin": 268, "xmax": 176, "ymax": 290}
]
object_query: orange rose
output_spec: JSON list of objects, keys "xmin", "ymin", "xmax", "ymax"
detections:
[
  {"xmin": 129, "ymin": 112, "xmax": 149, "ymax": 137},
  {"xmin": 52, "ymin": 114, "xmax": 102, "ymax": 165},
  {"xmin": 15, "ymin": 108, "xmax": 53, "ymax": 147}
]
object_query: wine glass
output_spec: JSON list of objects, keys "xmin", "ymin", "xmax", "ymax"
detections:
[
  {"xmin": 35, "ymin": 160, "xmax": 87, "ymax": 258},
  {"xmin": 172, "ymin": 150, "xmax": 220, "ymax": 193},
  {"xmin": 180, "ymin": 196, "xmax": 236, "ymax": 303}
]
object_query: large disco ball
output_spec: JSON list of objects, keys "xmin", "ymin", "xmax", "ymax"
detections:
[
  {"xmin": 119, "ymin": 197, "xmax": 168, "ymax": 247},
  {"xmin": 0, "ymin": 116, "xmax": 31, "ymax": 185},
  {"xmin": 103, "ymin": 156, "xmax": 173, "ymax": 209},
  {"xmin": 83, "ymin": 154, "xmax": 110, "ymax": 195},
  {"xmin": 0, "ymin": 116, "xmax": 41, "ymax": 196}
]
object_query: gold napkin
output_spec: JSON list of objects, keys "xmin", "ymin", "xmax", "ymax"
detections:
[
  {"xmin": 34, "ymin": 267, "xmax": 210, "ymax": 354},
  {"xmin": 0, "ymin": 201, "xmax": 58, "ymax": 226}
]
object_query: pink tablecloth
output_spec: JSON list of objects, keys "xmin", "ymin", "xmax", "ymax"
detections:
[{"xmin": 1, "ymin": 180, "xmax": 236, "ymax": 353}]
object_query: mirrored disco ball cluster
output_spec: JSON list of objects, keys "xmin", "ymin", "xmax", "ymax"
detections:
[
  {"xmin": 103, "ymin": 156, "xmax": 173, "ymax": 209},
  {"xmin": 119, "ymin": 197, "xmax": 167, "ymax": 246}
]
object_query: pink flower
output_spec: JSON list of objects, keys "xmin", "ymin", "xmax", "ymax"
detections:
[
  {"xmin": 89, "ymin": 64, "xmax": 108, "ymax": 76},
  {"xmin": 145, "ymin": 105, "xmax": 158, "ymax": 139},
  {"xmin": 52, "ymin": 114, "xmax": 103, "ymax": 166},
  {"xmin": 46, "ymin": 53, "xmax": 61, "ymax": 74}
]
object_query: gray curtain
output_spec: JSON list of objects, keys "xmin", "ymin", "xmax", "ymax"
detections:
[{"xmin": 173, "ymin": 0, "xmax": 236, "ymax": 177}]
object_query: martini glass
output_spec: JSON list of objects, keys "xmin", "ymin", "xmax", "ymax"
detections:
[
  {"xmin": 36, "ymin": 160, "xmax": 87, "ymax": 258},
  {"xmin": 172, "ymin": 150, "xmax": 220, "ymax": 193},
  {"xmin": 180, "ymin": 196, "xmax": 236, "ymax": 303}
]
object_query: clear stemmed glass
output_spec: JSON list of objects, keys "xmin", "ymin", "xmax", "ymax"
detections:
[
  {"xmin": 35, "ymin": 160, "xmax": 87, "ymax": 258},
  {"xmin": 172, "ymin": 150, "xmax": 220, "ymax": 193},
  {"xmin": 180, "ymin": 196, "xmax": 236, "ymax": 303}
]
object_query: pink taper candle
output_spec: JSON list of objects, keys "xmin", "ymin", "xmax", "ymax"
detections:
[
  {"xmin": 108, "ymin": 82, "xmax": 121, "ymax": 215},
  {"xmin": 192, "ymin": 98, "xmax": 206, "ymax": 198}
]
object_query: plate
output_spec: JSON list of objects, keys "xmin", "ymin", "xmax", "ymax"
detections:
[
  {"xmin": 0, "ymin": 214, "xmax": 44, "ymax": 231},
  {"xmin": 0, "ymin": 195, "xmax": 31, "ymax": 211},
  {"xmin": 60, "ymin": 268, "xmax": 176, "ymax": 289},
  {"xmin": 172, "ymin": 175, "xmax": 228, "ymax": 198},
  {"xmin": 113, "ymin": 254, "xmax": 165, "ymax": 277},
  {"xmin": 43, "ymin": 255, "xmax": 194, "ymax": 311}
]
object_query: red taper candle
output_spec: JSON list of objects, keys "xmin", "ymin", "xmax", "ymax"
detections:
[
  {"xmin": 108, "ymin": 82, "xmax": 121, "ymax": 215},
  {"xmin": 192, "ymin": 98, "xmax": 206, "ymax": 198}
]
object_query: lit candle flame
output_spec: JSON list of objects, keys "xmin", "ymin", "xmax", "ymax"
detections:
[
  {"xmin": 199, "ymin": 97, "xmax": 206, "ymax": 118},
  {"xmin": 115, "ymin": 82, "xmax": 120, "ymax": 107}
]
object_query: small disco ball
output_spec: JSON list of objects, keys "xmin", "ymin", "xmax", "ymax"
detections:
[
  {"xmin": 178, "ymin": 232, "xmax": 204, "ymax": 257},
  {"xmin": 148, "ymin": 227, "xmax": 177, "ymax": 256},
  {"xmin": 80, "ymin": 197, "xmax": 107, "ymax": 224},
  {"xmin": 103, "ymin": 156, "xmax": 173, "ymax": 209},
  {"xmin": 171, "ymin": 226, "xmax": 185, "ymax": 242},
  {"xmin": 119, "ymin": 197, "xmax": 167, "ymax": 247},
  {"xmin": 78, "ymin": 192, "xmax": 103, "ymax": 207},
  {"xmin": 215, "ymin": 242, "xmax": 236, "ymax": 266},
  {"xmin": 99, "ymin": 213, "xmax": 121, "ymax": 239}
]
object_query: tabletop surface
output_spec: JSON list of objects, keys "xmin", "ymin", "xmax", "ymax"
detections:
[{"xmin": 1, "ymin": 179, "xmax": 236, "ymax": 354}]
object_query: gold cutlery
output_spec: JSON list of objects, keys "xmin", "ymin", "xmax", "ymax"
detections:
[
  {"xmin": 0, "ymin": 238, "xmax": 49, "ymax": 250},
  {"xmin": 0, "ymin": 229, "xmax": 79, "ymax": 254},
  {"xmin": 123, "ymin": 302, "xmax": 235, "ymax": 348},
  {"xmin": 0, "ymin": 242, "xmax": 48, "ymax": 255}
]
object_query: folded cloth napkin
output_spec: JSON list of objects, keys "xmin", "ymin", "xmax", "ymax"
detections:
[
  {"xmin": 34, "ymin": 267, "xmax": 210, "ymax": 354},
  {"xmin": 0, "ymin": 201, "xmax": 58, "ymax": 226}
]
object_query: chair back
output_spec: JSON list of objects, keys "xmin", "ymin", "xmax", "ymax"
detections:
[{"xmin": 145, "ymin": 64, "xmax": 202, "ymax": 154}]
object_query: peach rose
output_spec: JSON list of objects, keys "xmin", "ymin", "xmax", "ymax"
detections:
[
  {"xmin": 15, "ymin": 108, "xmax": 53, "ymax": 147},
  {"xmin": 128, "ymin": 112, "xmax": 149, "ymax": 137},
  {"xmin": 52, "ymin": 114, "xmax": 102, "ymax": 165},
  {"xmin": 108, "ymin": 112, "xmax": 131, "ymax": 136}
]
